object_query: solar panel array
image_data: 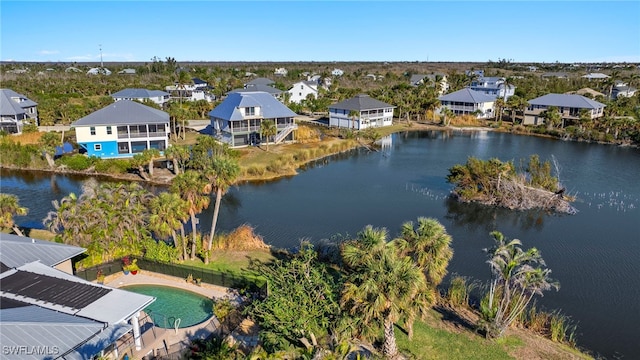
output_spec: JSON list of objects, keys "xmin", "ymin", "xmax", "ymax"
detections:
[{"xmin": 1, "ymin": 271, "xmax": 112, "ymax": 309}]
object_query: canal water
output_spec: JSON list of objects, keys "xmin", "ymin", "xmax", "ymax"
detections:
[{"xmin": 2, "ymin": 130, "xmax": 639, "ymax": 359}]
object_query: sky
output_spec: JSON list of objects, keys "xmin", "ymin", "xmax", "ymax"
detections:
[{"xmin": 1, "ymin": 1, "xmax": 639, "ymax": 63}]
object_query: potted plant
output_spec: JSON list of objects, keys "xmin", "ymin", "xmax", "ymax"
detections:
[
  {"xmin": 128, "ymin": 259, "xmax": 139, "ymax": 275},
  {"xmin": 96, "ymin": 270, "xmax": 105, "ymax": 284},
  {"xmin": 122, "ymin": 256, "xmax": 131, "ymax": 275},
  {"xmin": 186, "ymin": 273, "xmax": 194, "ymax": 284}
]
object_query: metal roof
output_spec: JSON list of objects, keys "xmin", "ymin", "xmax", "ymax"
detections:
[
  {"xmin": 329, "ymin": 94, "xmax": 395, "ymax": 111},
  {"xmin": 0, "ymin": 89, "xmax": 37, "ymax": 116},
  {"xmin": 0, "ymin": 233, "xmax": 86, "ymax": 268},
  {"xmin": 438, "ymin": 88, "xmax": 496, "ymax": 103},
  {"xmin": 527, "ymin": 94, "xmax": 606, "ymax": 109},
  {"xmin": 209, "ymin": 91, "xmax": 297, "ymax": 121},
  {"xmin": 72, "ymin": 100, "xmax": 169, "ymax": 126},
  {"xmin": 231, "ymin": 84, "xmax": 283, "ymax": 95},
  {"xmin": 111, "ymin": 88, "xmax": 170, "ymax": 99}
]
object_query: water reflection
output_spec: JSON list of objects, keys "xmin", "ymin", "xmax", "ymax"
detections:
[{"xmin": 444, "ymin": 197, "xmax": 546, "ymax": 232}]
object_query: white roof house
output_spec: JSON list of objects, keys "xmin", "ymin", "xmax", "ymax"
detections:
[
  {"xmin": 111, "ymin": 88, "xmax": 171, "ymax": 106},
  {"xmin": 287, "ymin": 81, "xmax": 319, "ymax": 104},
  {"xmin": 331, "ymin": 69, "xmax": 344, "ymax": 77},
  {"xmin": 0, "ymin": 233, "xmax": 155, "ymax": 359},
  {"xmin": 582, "ymin": 72, "xmax": 610, "ymax": 80},
  {"xmin": 274, "ymin": 67, "xmax": 288, "ymax": 76},
  {"xmin": 87, "ymin": 67, "xmax": 111, "ymax": 76}
]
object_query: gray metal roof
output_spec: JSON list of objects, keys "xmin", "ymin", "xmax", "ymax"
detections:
[
  {"xmin": 246, "ymin": 77, "xmax": 275, "ymax": 86},
  {"xmin": 438, "ymin": 88, "xmax": 496, "ymax": 103},
  {"xmin": 231, "ymin": 84, "xmax": 283, "ymax": 95},
  {"xmin": 528, "ymin": 94, "xmax": 606, "ymax": 109},
  {"xmin": 210, "ymin": 91, "xmax": 297, "ymax": 121},
  {"xmin": 329, "ymin": 94, "xmax": 395, "ymax": 111},
  {"xmin": 410, "ymin": 74, "xmax": 427, "ymax": 85},
  {"xmin": 72, "ymin": 100, "xmax": 169, "ymax": 127},
  {"xmin": 0, "ymin": 89, "xmax": 37, "ymax": 116},
  {"xmin": 111, "ymin": 88, "xmax": 170, "ymax": 99},
  {"xmin": 0, "ymin": 233, "xmax": 86, "ymax": 268},
  {"xmin": 541, "ymin": 72, "xmax": 569, "ymax": 78}
]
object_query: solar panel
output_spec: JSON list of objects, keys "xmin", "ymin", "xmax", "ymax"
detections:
[{"xmin": 1, "ymin": 271, "xmax": 112, "ymax": 310}]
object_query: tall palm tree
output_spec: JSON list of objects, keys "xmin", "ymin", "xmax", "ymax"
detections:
[
  {"xmin": 170, "ymin": 171, "xmax": 211, "ymax": 260},
  {"xmin": 163, "ymin": 144, "xmax": 190, "ymax": 175},
  {"xmin": 341, "ymin": 225, "xmax": 432, "ymax": 357},
  {"xmin": 541, "ymin": 106, "xmax": 562, "ymax": 129},
  {"xmin": 149, "ymin": 192, "xmax": 190, "ymax": 259},
  {"xmin": 204, "ymin": 157, "xmax": 240, "ymax": 264},
  {"xmin": 348, "ymin": 109, "xmax": 359, "ymax": 130},
  {"xmin": 396, "ymin": 217, "xmax": 454, "ymax": 288},
  {"xmin": 494, "ymin": 98, "xmax": 506, "ymax": 126},
  {"xmin": 482, "ymin": 231, "xmax": 559, "ymax": 338},
  {"xmin": 143, "ymin": 148, "xmax": 161, "ymax": 178},
  {"xmin": 38, "ymin": 132, "xmax": 59, "ymax": 168},
  {"xmin": 260, "ymin": 119, "xmax": 276, "ymax": 151},
  {"xmin": 0, "ymin": 193, "xmax": 28, "ymax": 236}
]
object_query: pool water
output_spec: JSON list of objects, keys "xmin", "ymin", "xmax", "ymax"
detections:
[{"xmin": 122, "ymin": 285, "xmax": 214, "ymax": 328}]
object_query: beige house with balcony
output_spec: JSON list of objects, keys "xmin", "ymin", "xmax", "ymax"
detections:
[
  {"xmin": 438, "ymin": 88, "xmax": 496, "ymax": 119},
  {"xmin": 524, "ymin": 94, "xmax": 606, "ymax": 126},
  {"xmin": 328, "ymin": 94, "xmax": 395, "ymax": 130}
]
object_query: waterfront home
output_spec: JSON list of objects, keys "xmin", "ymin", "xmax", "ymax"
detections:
[
  {"xmin": 209, "ymin": 91, "xmax": 298, "ymax": 147},
  {"xmin": 328, "ymin": 94, "xmax": 395, "ymax": 129},
  {"xmin": 468, "ymin": 77, "xmax": 515, "ymax": 100},
  {"xmin": 438, "ymin": 88, "xmax": 496, "ymax": 119},
  {"xmin": 111, "ymin": 88, "xmax": 171, "ymax": 107},
  {"xmin": 72, "ymin": 100, "xmax": 170, "ymax": 158},
  {"xmin": 287, "ymin": 81, "xmax": 319, "ymax": 103},
  {"xmin": 0, "ymin": 88, "xmax": 39, "ymax": 134},
  {"xmin": 0, "ymin": 233, "xmax": 155, "ymax": 359},
  {"xmin": 524, "ymin": 93, "xmax": 606, "ymax": 126}
]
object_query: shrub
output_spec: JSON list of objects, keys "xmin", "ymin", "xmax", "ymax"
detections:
[
  {"xmin": 93, "ymin": 158, "xmax": 130, "ymax": 174},
  {"xmin": 56, "ymin": 154, "xmax": 94, "ymax": 170}
]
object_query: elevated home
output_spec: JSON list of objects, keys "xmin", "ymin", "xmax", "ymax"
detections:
[
  {"xmin": 287, "ymin": 81, "xmax": 318, "ymax": 103},
  {"xmin": 468, "ymin": 77, "xmax": 515, "ymax": 100},
  {"xmin": 165, "ymin": 78, "xmax": 213, "ymax": 102},
  {"xmin": 524, "ymin": 94, "xmax": 606, "ymax": 126},
  {"xmin": 438, "ymin": 89, "xmax": 496, "ymax": 119},
  {"xmin": 231, "ymin": 84, "xmax": 283, "ymax": 100},
  {"xmin": 245, "ymin": 77, "xmax": 275, "ymax": 87},
  {"xmin": 0, "ymin": 89, "xmax": 38, "ymax": 134},
  {"xmin": 210, "ymin": 91, "xmax": 298, "ymax": 147},
  {"xmin": 329, "ymin": 94, "xmax": 395, "ymax": 130},
  {"xmin": 0, "ymin": 233, "xmax": 155, "ymax": 358},
  {"xmin": 612, "ymin": 85, "xmax": 637, "ymax": 99},
  {"xmin": 111, "ymin": 88, "xmax": 171, "ymax": 107},
  {"xmin": 72, "ymin": 100, "xmax": 170, "ymax": 158},
  {"xmin": 410, "ymin": 73, "xmax": 449, "ymax": 95}
]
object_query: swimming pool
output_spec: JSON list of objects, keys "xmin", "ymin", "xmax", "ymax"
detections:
[{"xmin": 122, "ymin": 284, "xmax": 214, "ymax": 329}]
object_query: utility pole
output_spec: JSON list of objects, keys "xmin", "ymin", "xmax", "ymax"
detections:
[{"xmin": 99, "ymin": 44, "xmax": 103, "ymax": 68}]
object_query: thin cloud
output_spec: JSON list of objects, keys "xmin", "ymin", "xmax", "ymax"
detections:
[{"xmin": 38, "ymin": 50, "xmax": 60, "ymax": 55}]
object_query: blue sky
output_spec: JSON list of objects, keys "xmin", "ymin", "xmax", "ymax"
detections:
[{"xmin": 2, "ymin": 1, "xmax": 639, "ymax": 63}]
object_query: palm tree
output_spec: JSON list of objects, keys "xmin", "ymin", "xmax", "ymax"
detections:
[
  {"xmin": 149, "ymin": 192, "xmax": 190, "ymax": 259},
  {"xmin": 260, "ymin": 119, "xmax": 276, "ymax": 151},
  {"xmin": 204, "ymin": 157, "xmax": 240, "ymax": 264},
  {"xmin": 396, "ymin": 217, "xmax": 454, "ymax": 288},
  {"xmin": 131, "ymin": 152, "xmax": 151, "ymax": 181},
  {"xmin": 441, "ymin": 107, "xmax": 454, "ymax": 126},
  {"xmin": 341, "ymin": 225, "xmax": 432, "ymax": 357},
  {"xmin": 170, "ymin": 171, "xmax": 211, "ymax": 260},
  {"xmin": 541, "ymin": 106, "xmax": 562, "ymax": 129},
  {"xmin": 348, "ymin": 109, "xmax": 359, "ymax": 130},
  {"xmin": 481, "ymin": 231, "xmax": 559, "ymax": 338},
  {"xmin": 38, "ymin": 131, "xmax": 59, "ymax": 168},
  {"xmin": 143, "ymin": 148, "xmax": 161, "ymax": 178},
  {"xmin": 0, "ymin": 193, "xmax": 28, "ymax": 236},
  {"xmin": 494, "ymin": 98, "xmax": 506, "ymax": 126},
  {"xmin": 164, "ymin": 144, "xmax": 190, "ymax": 175}
]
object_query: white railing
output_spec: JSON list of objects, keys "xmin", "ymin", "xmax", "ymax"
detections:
[{"xmin": 274, "ymin": 124, "xmax": 298, "ymax": 144}]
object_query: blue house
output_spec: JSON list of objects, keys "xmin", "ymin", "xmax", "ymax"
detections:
[{"xmin": 72, "ymin": 100, "xmax": 170, "ymax": 158}]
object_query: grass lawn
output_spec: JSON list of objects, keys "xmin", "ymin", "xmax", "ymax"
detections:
[{"xmin": 182, "ymin": 249, "xmax": 275, "ymax": 277}]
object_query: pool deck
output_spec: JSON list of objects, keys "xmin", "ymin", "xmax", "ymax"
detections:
[{"xmin": 105, "ymin": 271, "xmax": 231, "ymax": 359}]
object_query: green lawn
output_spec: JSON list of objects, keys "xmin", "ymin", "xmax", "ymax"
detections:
[{"xmin": 182, "ymin": 249, "xmax": 275, "ymax": 277}]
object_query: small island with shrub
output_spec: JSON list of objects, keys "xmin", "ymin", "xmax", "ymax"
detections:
[{"xmin": 446, "ymin": 154, "xmax": 577, "ymax": 214}]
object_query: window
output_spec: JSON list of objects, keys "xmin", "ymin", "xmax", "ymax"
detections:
[
  {"xmin": 94, "ymin": 144, "xmax": 102, "ymax": 151},
  {"xmin": 90, "ymin": 127, "xmax": 96, "ymax": 135},
  {"xmin": 106, "ymin": 126, "xmax": 112, "ymax": 135},
  {"xmin": 118, "ymin": 142, "xmax": 130, "ymax": 154},
  {"xmin": 245, "ymin": 107, "xmax": 255, "ymax": 116}
]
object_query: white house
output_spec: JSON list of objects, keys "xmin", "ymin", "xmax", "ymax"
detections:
[
  {"xmin": 329, "ymin": 94, "xmax": 395, "ymax": 130},
  {"xmin": 87, "ymin": 67, "xmax": 111, "ymax": 75},
  {"xmin": 0, "ymin": 88, "xmax": 38, "ymax": 134},
  {"xmin": 111, "ymin": 88, "xmax": 171, "ymax": 107},
  {"xmin": 438, "ymin": 88, "xmax": 496, "ymax": 119},
  {"xmin": 582, "ymin": 73, "xmax": 610, "ymax": 81},
  {"xmin": 468, "ymin": 77, "xmax": 515, "ymax": 100},
  {"xmin": 524, "ymin": 93, "xmax": 606, "ymax": 126},
  {"xmin": 210, "ymin": 91, "xmax": 298, "ymax": 147},
  {"xmin": 0, "ymin": 233, "xmax": 155, "ymax": 358},
  {"xmin": 612, "ymin": 85, "xmax": 637, "ymax": 99},
  {"xmin": 165, "ymin": 78, "xmax": 214, "ymax": 102},
  {"xmin": 287, "ymin": 81, "xmax": 319, "ymax": 103},
  {"xmin": 274, "ymin": 67, "xmax": 288, "ymax": 76},
  {"xmin": 118, "ymin": 68, "xmax": 137, "ymax": 75},
  {"xmin": 331, "ymin": 69, "xmax": 344, "ymax": 77},
  {"xmin": 71, "ymin": 100, "xmax": 170, "ymax": 158}
]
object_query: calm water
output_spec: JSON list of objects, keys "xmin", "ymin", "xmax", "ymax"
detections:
[
  {"xmin": 2, "ymin": 130, "xmax": 639, "ymax": 359},
  {"xmin": 121, "ymin": 284, "xmax": 213, "ymax": 328}
]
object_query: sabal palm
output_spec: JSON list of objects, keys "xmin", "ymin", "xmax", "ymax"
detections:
[
  {"xmin": 341, "ymin": 225, "xmax": 431, "ymax": 358},
  {"xmin": 149, "ymin": 192, "xmax": 190, "ymax": 258},
  {"xmin": 205, "ymin": 157, "xmax": 240, "ymax": 262},
  {"xmin": 396, "ymin": 217, "xmax": 453, "ymax": 287},
  {"xmin": 260, "ymin": 119, "xmax": 276, "ymax": 151},
  {"xmin": 0, "ymin": 193, "xmax": 28, "ymax": 236},
  {"xmin": 171, "ymin": 171, "xmax": 210, "ymax": 260}
]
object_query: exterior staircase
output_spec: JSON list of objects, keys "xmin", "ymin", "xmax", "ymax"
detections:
[{"xmin": 274, "ymin": 124, "xmax": 298, "ymax": 144}]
